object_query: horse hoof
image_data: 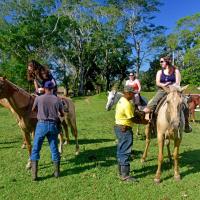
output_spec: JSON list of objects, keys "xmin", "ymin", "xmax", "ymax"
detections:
[
  {"xmin": 154, "ymin": 178, "xmax": 161, "ymax": 184},
  {"xmin": 21, "ymin": 144, "xmax": 26, "ymax": 149},
  {"xmin": 26, "ymin": 163, "xmax": 31, "ymax": 170},
  {"xmin": 63, "ymin": 141, "xmax": 69, "ymax": 145},
  {"xmin": 174, "ymin": 175, "xmax": 181, "ymax": 181},
  {"xmin": 140, "ymin": 158, "xmax": 146, "ymax": 164},
  {"xmin": 75, "ymin": 151, "xmax": 80, "ymax": 156}
]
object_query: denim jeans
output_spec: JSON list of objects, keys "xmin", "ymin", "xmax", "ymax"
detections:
[
  {"xmin": 114, "ymin": 126, "xmax": 133, "ymax": 166},
  {"xmin": 147, "ymin": 88, "xmax": 167, "ymax": 110},
  {"xmin": 31, "ymin": 121, "xmax": 60, "ymax": 162}
]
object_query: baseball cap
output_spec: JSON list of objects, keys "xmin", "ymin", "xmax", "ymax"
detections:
[
  {"xmin": 44, "ymin": 81, "xmax": 54, "ymax": 89},
  {"xmin": 124, "ymin": 85, "xmax": 134, "ymax": 93}
]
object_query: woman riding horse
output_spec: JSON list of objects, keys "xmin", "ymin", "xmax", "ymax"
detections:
[{"xmin": 143, "ymin": 56, "xmax": 192, "ymax": 133}]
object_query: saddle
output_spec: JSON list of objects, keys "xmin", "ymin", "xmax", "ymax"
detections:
[
  {"xmin": 150, "ymin": 95, "xmax": 167, "ymax": 121},
  {"xmin": 133, "ymin": 107, "xmax": 148, "ymax": 124}
]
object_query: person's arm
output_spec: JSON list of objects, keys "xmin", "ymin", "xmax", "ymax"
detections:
[
  {"xmin": 175, "ymin": 69, "xmax": 181, "ymax": 86},
  {"xmin": 32, "ymin": 97, "xmax": 38, "ymax": 111},
  {"xmin": 156, "ymin": 70, "xmax": 171, "ymax": 88},
  {"xmin": 34, "ymin": 79, "xmax": 39, "ymax": 92},
  {"xmin": 135, "ymin": 79, "xmax": 141, "ymax": 92}
]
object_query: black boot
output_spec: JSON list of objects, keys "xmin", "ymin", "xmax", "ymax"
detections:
[
  {"xmin": 118, "ymin": 163, "xmax": 121, "ymax": 177},
  {"xmin": 121, "ymin": 165, "xmax": 138, "ymax": 182},
  {"xmin": 31, "ymin": 160, "xmax": 38, "ymax": 181},
  {"xmin": 53, "ymin": 161, "xmax": 60, "ymax": 178}
]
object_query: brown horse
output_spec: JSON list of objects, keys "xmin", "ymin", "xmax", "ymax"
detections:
[
  {"xmin": 0, "ymin": 77, "xmax": 79, "ymax": 169},
  {"xmin": 0, "ymin": 98, "xmax": 28, "ymax": 148},
  {"xmin": 188, "ymin": 94, "xmax": 200, "ymax": 122},
  {"xmin": 144, "ymin": 85, "xmax": 187, "ymax": 183}
]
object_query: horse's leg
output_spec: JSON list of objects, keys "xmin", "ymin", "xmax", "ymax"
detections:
[
  {"xmin": 141, "ymin": 123, "xmax": 151, "ymax": 163},
  {"xmin": 136, "ymin": 124, "xmax": 140, "ymax": 137},
  {"xmin": 191, "ymin": 109, "xmax": 195, "ymax": 122},
  {"xmin": 69, "ymin": 118, "xmax": 79, "ymax": 155},
  {"xmin": 58, "ymin": 133, "xmax": 64, "ymax": 154},
  {"xmin": 24, "ymin": 131, "xmax": 32, "ymax": 169},
  {"xmin": 154, "ymin": 133, "xmax": 164, "ymax": 184},
  {"xmin": 21, "ymin": 137, "xmax": 26, "ymax": 149},
  {"xmin": 173, "ymin": 138, "xmax": 181, "ymax": 181},
  {"xmin": 165, "ymin": 138, "xmax": 172, "ymax": 164},
  {"xmin": 62, "ymin": 120, "xmax": 70, "ymax": 145}
]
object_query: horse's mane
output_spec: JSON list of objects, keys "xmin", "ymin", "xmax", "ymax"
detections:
[{"xmin": 6, "ymin": 79, "xmax": 32, "ymax": 98}]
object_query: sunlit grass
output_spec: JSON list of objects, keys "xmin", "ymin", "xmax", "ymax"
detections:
[{"xmin": 0, "ymin": 92, "xmax": 200, "ymax": 200}]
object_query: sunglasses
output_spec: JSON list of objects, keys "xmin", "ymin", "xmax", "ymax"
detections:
[{"xmin": 160, "ymin": 60, "xmax": 164, "ymax": 63}]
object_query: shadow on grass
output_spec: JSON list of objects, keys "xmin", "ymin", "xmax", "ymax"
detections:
[
  {"xmin": 0, "ymin": 145, "xmax": 19, "ymax": 149},
  {"xmin": 134, "ymin": 149, "xmax": 200, "ymax": 182},
  {"xmin": 0, "ymin": 140, "xmax": 21, "ymax": 149},
  {"xmin": 0, "ymin": 140, "xmax": 21, "ymax": 145},
  {"xmin": 65, "ymin": 138, "xmax": 114, "ymax": 145},
  {"xmin": 39, "ymin": 145, "xmax": 143, "ymax": 180}
]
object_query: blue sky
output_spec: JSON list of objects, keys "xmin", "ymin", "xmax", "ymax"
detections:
[
  {"xmin": 140, "ymin": 0, "xmax": 200, "ymax": 71},
  {"xmin": 154, "ymin": 0, "xmax": 200, "ymax": 34}
]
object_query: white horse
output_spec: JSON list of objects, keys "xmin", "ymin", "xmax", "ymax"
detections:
[{"xmin": 106, "ymin": 90, "xmax": 123, "ymax": 111}]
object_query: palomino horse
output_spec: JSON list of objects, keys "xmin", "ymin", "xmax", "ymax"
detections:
[
  {"xmin": 152, "ymin": 85, "xmax": 187, "ymax": 183},
  {"xmin": 0, "ymin": 77, "xmax": 79, "ymax": 169}
]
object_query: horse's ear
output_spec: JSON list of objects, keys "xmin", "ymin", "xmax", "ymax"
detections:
[{"xmin": 180, "ymin": 85, "xmax": 189, "ymax": 92}]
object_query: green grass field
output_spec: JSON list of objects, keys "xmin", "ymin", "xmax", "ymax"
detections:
[{"xmin": 0, "ymin": 93, "xmax": 200, "ymax": 200}]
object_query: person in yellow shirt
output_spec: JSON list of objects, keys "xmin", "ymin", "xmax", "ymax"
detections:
[{"xmin": 114, "ymin": 85, "xmax": 138, "ymax": 182}]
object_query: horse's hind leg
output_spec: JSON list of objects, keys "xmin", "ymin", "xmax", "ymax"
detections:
[
  {"xmin": 141, "ymin": 123, "xmax": 151, "ymax": 163},
  {"xmin": 62, "ymin": 121, "xmax": 70, "ymax": 145},
  {"xmin": 21, "ymin": 137, "xmax": 26, "ymax": 149},
  {"xmin": 69, "ymin": 118, "xmax": 79, "ymax": 155},
  {"xmin": 135, "ymin": 124, "xmax": 140, "ymax": 137},
  {"xmin": 24, "ymin": 132, "xmax": 32, "ymax": 169},
  {"xmin": 165, "ymin": 138, "xmax": 172, "ymax": 164},
  {"xmin": 173, "ymin": 138, "xmax": 181, "ymax": 181},
  {"xmin": 58, "ymin": 133, "xmax": 64, "ymax": 154}
]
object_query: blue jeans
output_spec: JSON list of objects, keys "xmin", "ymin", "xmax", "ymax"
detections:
[
  {"xmin": 114, "ymin": 126, "xmax": 133, "ymax": 166},
  {"xmin": 31, "ymin": 121, "xmax": 60, "ymax": 162}
]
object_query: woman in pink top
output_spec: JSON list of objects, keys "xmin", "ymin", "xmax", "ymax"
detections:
[{"xmin": 125, "ymin": 72, "xmax": 141, "ymax": 105}]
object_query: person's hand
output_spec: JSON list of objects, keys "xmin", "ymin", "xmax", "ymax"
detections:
[
  {"xmin": 38, "ymin": 87, "xmax": 45, "ymax": 94},
  {"xmin": 163, "ymin": 82, "xmax": 171, "ymax": 87}
]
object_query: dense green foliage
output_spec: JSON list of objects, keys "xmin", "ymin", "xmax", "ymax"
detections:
[
  {"xmin": 0, "ymin": 0, "xmax": 164, "ymax": 93},
  {"xmin": 0, "ymin": 1, "xmax": 199, "ymax": 93},
  {"xmin": 0, "ymin": 93, "xmax": 200, "ymax": 200}
]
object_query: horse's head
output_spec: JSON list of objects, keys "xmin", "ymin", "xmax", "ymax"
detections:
[
  {"xmin": 106, "ymin": 90, "xmax": 121, "ymax": 111},
  {"xmin": 0, "ymin": 77, "xmax": 7, "ymax": 99},
  {"xmin": 165, "ymin": 85, "xmax": 187, "ymax": 130}
]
